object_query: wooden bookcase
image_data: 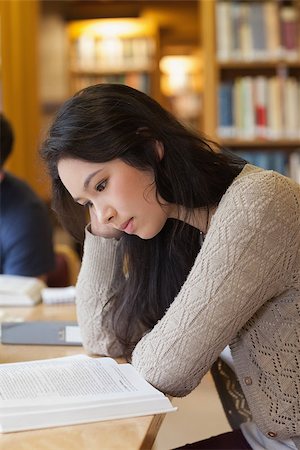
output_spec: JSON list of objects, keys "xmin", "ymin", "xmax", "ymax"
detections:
[
  {"xmin": 199, "ymin": 0, "xmax": 300, "ymax": 181},
  {"xmin": 67, "ymin": 18, "xmax": 160, "ymax": 101},
  {"xmin": 159, "ymin": 45, "xmax": 203, "ymax": 130}
]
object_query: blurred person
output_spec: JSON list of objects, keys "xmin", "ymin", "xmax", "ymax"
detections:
[{"xmin": 0, "ymin": 113, "xmax": 55, "ymax": 279}]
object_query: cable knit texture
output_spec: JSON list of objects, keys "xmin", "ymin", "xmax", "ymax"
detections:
[{"xmin": 76, "ymin": 165, "xmax": 300, "ymax": 445}]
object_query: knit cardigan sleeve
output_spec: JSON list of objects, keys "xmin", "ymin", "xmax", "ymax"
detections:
[
  {"xmin": 132, "ymin": 168, "xmax": 300, "ymax": 396},
  {"xmin": 76, "ymin": 166, "xmax": 300, "ymax": 398},
  {"xmin": 76, "ymin": 230, "xmax": 125, "ymax": 356}
]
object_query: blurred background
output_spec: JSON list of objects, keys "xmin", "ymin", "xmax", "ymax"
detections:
[
  {"xmin": 1, "ymin": 0, "xmax": 299, "ymax": 205},
  {"xmin": 1, "ymin": 1, "xmax": 299, "ymax": 448}
]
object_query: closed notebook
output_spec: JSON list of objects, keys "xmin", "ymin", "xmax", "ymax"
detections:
[
  {"xmin": 1, "ymin": 321, "xmax": 82, "ymax": 346},
  {"xmin": 0, "ymin": 275, "xmax": 46, "ymax": 306}
]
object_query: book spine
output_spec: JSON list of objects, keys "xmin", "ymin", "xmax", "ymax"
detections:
[
  {"xmin": 242, "ymin": 77, "xmax": 255, "ymax": 139},
  {"xmin": 77, "ymin": 35, "xmax": 96, "ymax": 71},
  {"xmin": 273, "ymin": 151, "xmax": 289, "ymax": 176},
  {"xmin": 215, "ymin": 1, "xmax": 231, "ymax": 61},
  {"xmin": 284, "ymin": 78, "xmax": 299, "ymax": 139},
  {"xmin": 249, "ymin": 3, "xmax": 266, "ymax": 60},
  {"xmin": 233, "ymin": 77, "xmax": 242, "ymax": 138},
  {"xmin": 265, "ymin": 1, "xmax": 281, "ymax": 60},
  {"xmin": 267, "ymin": 76, "xmax": 283, "ymax": 140},
  {"xmin": 218, "ymin": 82, "xmax": 234, "ymax": 138},
  {"xmin": 289, "ymin": 151, "xmax": 300, "ymax": 183},
  {"xmin": 239, "ymin": 3, "xmax": 252, "ymax": 61},
  {"xmin": 230, "ymin": 2, "xmax": 241, "ymax": 60},
  {"xmin": 254, "ymin": 76, "xmax": 268, "ymax": 139},
  {"xmin": 279, "ymin": 6, "xmax": 299, "ymax": 60}
]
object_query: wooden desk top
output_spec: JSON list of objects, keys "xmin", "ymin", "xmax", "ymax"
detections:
[{"xmin": 0, "ymin": 304, "xmax": 164, "ymax": 450}]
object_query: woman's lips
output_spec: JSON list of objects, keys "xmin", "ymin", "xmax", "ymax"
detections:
[{"xmin": 120, "ymin": 218, "xmax": 134, "ymax": 233}]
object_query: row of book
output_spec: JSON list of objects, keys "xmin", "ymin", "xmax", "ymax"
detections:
[
  {"xmin": 70, "ymin": 36, "xmax": 155, "ymax": 72},
  {"xmin": 71, "ymin": 73, "xmax": 151, "ymax": 95},
  {"xmin": 216, "ymin": 1, "xmax": 299, "ymax": 61},
  {"xmin": 235, "ymin": 150, "xmax": 300, "ymax": 183},
  {"xmin": 218, "ymin": 76, "xmax": 300, "ymax": 140}
]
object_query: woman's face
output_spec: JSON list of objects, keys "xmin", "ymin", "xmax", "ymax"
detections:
[{"xmin": 58, "ymin": 157, "xmax": 171, "ymax": 239}]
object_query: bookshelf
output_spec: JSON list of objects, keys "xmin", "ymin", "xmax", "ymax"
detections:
[
  {"xmin": 67, "ymin": 18, "xmax": 160, "ymax": 99},
  {"xmin": 200, "ymin": 0, "xmax": 300, "ymax": 182},
  {"xmin": 159, "ymin": 46, "xmax": 203, "ymax": 130}
]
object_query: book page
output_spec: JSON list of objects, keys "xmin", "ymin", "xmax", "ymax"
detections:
[{"xmin": 0, "ymin": 355, "xmax": 162, "ymax": 410}]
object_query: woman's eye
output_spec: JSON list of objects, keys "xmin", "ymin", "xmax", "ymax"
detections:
[{"xmin": 96, "ymin": 180, "xmax": 107, "ymax": 192}]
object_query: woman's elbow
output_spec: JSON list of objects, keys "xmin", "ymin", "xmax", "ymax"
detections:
[
  {"xmin": 132, "ymin": 355, "xmax": 200, "ymax": 397},
  {"xmin": 82, "ymin": 336, "xmax": 123, "ymax": 358}
]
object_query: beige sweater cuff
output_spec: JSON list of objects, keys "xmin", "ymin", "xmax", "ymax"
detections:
[{"xmin": 78, "ymin": 225, "xmax": 121, "ymax": 286}]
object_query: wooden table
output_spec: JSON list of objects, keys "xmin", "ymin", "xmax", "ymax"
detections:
[{"xmin": 0, "ymin": 304, "xmax": 165, "ymax": 450}]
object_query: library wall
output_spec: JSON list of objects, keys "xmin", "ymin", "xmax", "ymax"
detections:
[
  {"xmin": 1, "ymin": 0, "xmax": 51, "ymax": 199},
  {"xmin": 2, "ymin": 0, "xmax": 299, "ymax": 197}
]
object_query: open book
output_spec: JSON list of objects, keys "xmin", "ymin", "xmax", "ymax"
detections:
[{"xmin": 0, "ymin": 354, "xmax": 176, "ymax": 433}]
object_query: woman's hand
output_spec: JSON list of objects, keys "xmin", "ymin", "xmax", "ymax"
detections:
[{"xmin": 89, "ymin": 206, "xmax": 123, "ymax": 240}]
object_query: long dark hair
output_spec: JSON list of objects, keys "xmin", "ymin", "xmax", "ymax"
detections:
[{"xmin": 41, "ymin": 83, "xmax": 243, "ymax": 356}]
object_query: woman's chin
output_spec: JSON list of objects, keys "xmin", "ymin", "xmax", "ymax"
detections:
[{"xmin": 135, "ymin": 227, "xmax": 164, "ymax": 240}]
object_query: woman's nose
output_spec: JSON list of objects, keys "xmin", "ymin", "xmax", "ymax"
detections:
[{"xmin": 95, "ymin": 205, "xmax": 115, "ymax": 225}]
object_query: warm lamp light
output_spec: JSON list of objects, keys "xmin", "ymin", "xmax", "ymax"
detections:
[
  {"xmin": 91, "ymin": 21, "xmax": 141, "ymax": 38},
  {"xmin": 159, "ymin": 55, "xmax": 201, "ymax": 95},
  {"xmin": 101, "ymin": 37, "xmax": 123, "ymax": 59},
  {"xmin": 69, "ymin": 19, "xmax": 154, "ymax": 39},
  {"xmin": 160, "ymin": 56, "xmax": 199, "ymax": 74}
]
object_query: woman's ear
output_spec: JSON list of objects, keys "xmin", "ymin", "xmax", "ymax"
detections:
[{"xmin": 155, "ymin": 141, "xmax": 164, "ymax": 160}]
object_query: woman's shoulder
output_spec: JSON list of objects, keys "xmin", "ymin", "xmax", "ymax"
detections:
[
  {"xmin": 212, "ymin": 164, "xmax": 300, "ymax": 232},
  {"xmin": 228, "ymin": 164, "xmax": 300, "ymax": 202}
]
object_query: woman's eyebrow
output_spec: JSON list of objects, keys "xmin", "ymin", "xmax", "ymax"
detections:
[
  {"xmin": 83, "ymin": 169, "xmax": 103, "ymax": 190},
  {"xmin": 73, "ymin": 168, "xmax": 103, "ymax": 202}
]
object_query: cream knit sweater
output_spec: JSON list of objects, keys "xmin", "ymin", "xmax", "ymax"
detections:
[{"xmin": 76, "ymin": 165, "xmax": 300, "ymax": 446}]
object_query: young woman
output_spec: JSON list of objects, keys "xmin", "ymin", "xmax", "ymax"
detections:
[{"xmin": 41, "ymin": 83, "xmax": 300, "ymax": 450}]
